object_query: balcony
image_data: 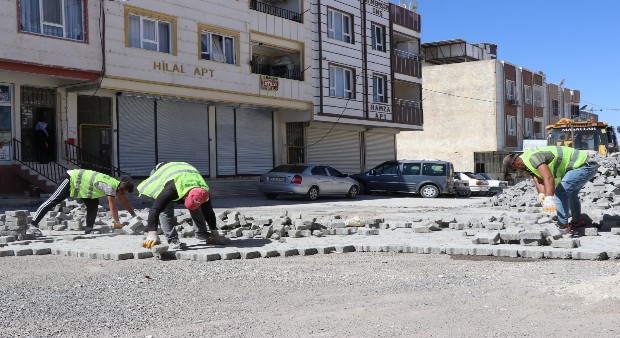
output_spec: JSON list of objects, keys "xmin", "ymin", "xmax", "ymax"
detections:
[
  {"xmin": 393, "ymin": 98, "xmax": 423, "ymax": 126},
  {"xmin": 250, "ymin": 0, "xmax": 303, "ymax": 23},
  {"xmin": 389, "ymin": 3, "xmax": 421, "ymax": 32},
  {"xmin": 392, "ymin": 49, "xmax": 422, "ymax": 78},
  {"xmin": 251, "ymin": 43, "xmax": 303, "ymax": 81}
]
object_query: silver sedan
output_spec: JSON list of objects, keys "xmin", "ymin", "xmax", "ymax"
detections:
[{"xmin": 259, "ymin": 164, "xmax": 360, "ymax": 200}]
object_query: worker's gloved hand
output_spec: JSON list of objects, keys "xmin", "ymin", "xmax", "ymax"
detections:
[
  {"xmin": 143, "ymin": 231, "xmax": 161, "ymax": 248},
  {"xmin": 543, "ymin": 196, "xmax": 557, "ymax": 213},
  {"xmin": 111, "ymin": 221, "xmax": 124, "ymax": 229},
  {"xmin": 538, "ymin": 193, "xmax": 545, "ymax": 203}
]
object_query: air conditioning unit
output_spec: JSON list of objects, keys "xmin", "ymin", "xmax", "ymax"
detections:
[{"xmin": 507, "ymin": 98, "xmax": 515, "ymax": 105}]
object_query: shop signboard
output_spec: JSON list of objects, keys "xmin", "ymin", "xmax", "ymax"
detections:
[{"xmin": 260, "ymin": 75, "xmax": 279, "ymax": 91}]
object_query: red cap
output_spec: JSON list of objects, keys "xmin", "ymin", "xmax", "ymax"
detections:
[{"xmin": 184, "ymin": 188, "xmax": 210, "ymax": 210}]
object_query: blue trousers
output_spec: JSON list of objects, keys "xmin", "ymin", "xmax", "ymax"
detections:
[{"xmin": 554, "ymin": 161, "xmax": 599, "ymax": 224}]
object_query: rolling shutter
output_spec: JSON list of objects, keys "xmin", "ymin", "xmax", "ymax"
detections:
[
  {"xmin": 216, "ymin": 106, "xmax": 236, "ymax": 176},
  {"xmin": 236, "ymin": 108, "xmax": 273, "ymax": 174},
  {"xmin": 306, "ymin": 128, "xmax": 361, "ymax": 174},
  {"xmin": 118, "ymin": 95, "xmax": 155, "ymax": 176},
  {"xmin": 157, "ymin": 100, "xmax": 210, "ymax": 175},
  {"xmin": 364, "ymin": 132, "xmax": 396, "ymax": 171}
]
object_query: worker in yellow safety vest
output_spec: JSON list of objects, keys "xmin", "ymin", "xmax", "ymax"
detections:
[
  {"xmin": 27, "ymin": 169, "xmax": 136, "ymax": 237},
  {"xmin": 503, "ymin": 146, "xmax": 599, "ymax": 237},
  {"xmin": 138, "ymin": 162, "xmax": 229, "ymax": 249}
]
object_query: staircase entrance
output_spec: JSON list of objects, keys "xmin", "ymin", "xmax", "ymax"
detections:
[{"xmin": 77, "ymin": 95, "xmax": 112, "ymax": 172}]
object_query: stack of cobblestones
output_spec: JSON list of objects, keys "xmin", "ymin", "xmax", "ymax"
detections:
[{"xmin": 0, "ymin": 210, "xmax": 29, "ymax": 242}]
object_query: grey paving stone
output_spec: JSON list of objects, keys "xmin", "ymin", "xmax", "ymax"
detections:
[
  {"xmin": 196, "ymin": 253, "xmax": 221, "ymax": 261},
  {"xmin": 221, "ymin": 252, "xmax": 241, "ymax": 260},
  {"xmin": 551, "ymin": 239, "xmax": 579, "ymax": 249},
  {"xmin": 0, "ymin": 249, "xmax": 15, "ymax": 257},
  {"xmin": 32, "ymin": 248, "xmax": 51, "ymax": 255},
  {"xmin": 259, "ymin": 250, "xmax": 279, "ymax": 258},
  {"xmin": 445, "ymin": 247, "xmax": 469, "ymax": 256},
  {"xmin": 133, "ymin": 251, "xmax": 154, "ymax": 259},
  {"xmin": 518, "ymin": 249, "xmax": 544, "ymax": 259},
  {"xmin": 584, "ymin": 228, "xmax": 599, "ymax": 236},
  {"xmin": 278, "ymin": 248, "xmax": 299, "ymax": 257},
  {"xmin": 175, "ymin": 252, "xmax": 197, "ymax": 260},
  {"xmin": 334, "ymin": 245, "xmax": 355, "ymax": 253},
  {"xmin": 0, "ymin": 236, "xmax": 15, "ymax": 244},
  {"xmin": 492, "ymin": 248, "xmax": 519, "ymax": 258},
  {"xmin": 610, "ymin": 228, "xmax": 620, "ymax": 235},
  {"xmin": 572, "ymin": 251, "xmax": 608, "ymax": 260},
  {"xmin": 469, "ymin": 247, "xmax": 494, "ymax": 256},
  {"xmin": 298, "ymin": 248, "xmax": 318, "ymax": 256},
  {"xmin": 14, "ymin": 248, "xmax": 33, "ymax": 256},
  {"xmin": 358, "ymin": 228, "xmax": 379, "ymax": 235},
  {"xmin": 240, "ymin": 251, "xmax": 261, "ymax": 259},
  {"xmin": 110, "ymin": 252, "xmax": 134, "ymax": 261},
  {"xmin": 543, "ymin": 250, "xmax": 572, "ymax": 259},
  {"xmin": 317, "ymin": 246, "xmax": 335, "ymax": 254}
]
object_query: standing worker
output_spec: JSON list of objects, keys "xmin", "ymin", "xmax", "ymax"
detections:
[
  {"xmin": 27, "ymin": 169, "xmax": 136, "ymax": 236},
  {"xmin": 503, "ymin": 146, "xmax": 599, "ymax": 236},
  {"xmin": 138, "ymin": 162, "xmax": 227, "ymax": 249}
]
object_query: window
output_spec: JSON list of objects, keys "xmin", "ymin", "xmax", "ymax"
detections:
[
  {"xmin": 126, "ymin": 6, "xmax": 175, "ymax": 54},
  {"xmin": 327, "ymin": 9, "xmax": 352, "ymax": 43},
  {"xmin": 201, "ymin": 30, "xmax": 237, "ymax": 64},
  {"xmin": 19, "ymin": 0, "xmax": 84, "ymax": 41},
  {"xmin": 373, "ymin": 74, "xmax": 386, "ymax": 103},
  {"xmin": 505, "ymin": 80, "xmax": 516, "ymax": 101},
  {"xmin": 326, "ymin": 167, "xmax": 346, "ymax": 177},
  {"xmin": 525, "ymin": 118, "xmax": 533, "ymax": 138},
  {"xmin": 524, "ymin": 85, "xmax": 532, "ymax": 104},
  {"xmin": 402, "ymin": 163, "xmax": 421, "ymax": 175},
  {"xmin": 311, "ymin": 166, "xmax": 328, "ymax": 176},
  {"xmin": 374, "ymin": 163, "xmax": 399, "ymax": 175},
  {"xmin": 552, "ymin": 100, "xmax": 559, "ymax": 116},
  {"xmin": 422, "ymin": 163, "xmax": 446, "ymax": 176},
  {"xmin": 533, "ymin": 85, "xmax": 543, "ymax": 107},
  {"xmin": 534, "ymin": 121, "xmax": 542, "ymax": 135},
  {"xmin": 371, "ymin": 23, "xmax": 384, "ymax": 51},
  {"xmin": 329, "ymin": 65, "xmax": 354, "ymax": 99},
  {"xmin": 507, "ymin": 115, "xmax": 516, "ymax": 136}
]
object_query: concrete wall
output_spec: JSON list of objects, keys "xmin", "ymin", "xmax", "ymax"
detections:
[
  {"xmin": 0, "ymin": 0, "xmax": 102, "ymax": 72},
  {"xmin": 397, "ymin": 60, "xmax": 498, "ymax": 172}
]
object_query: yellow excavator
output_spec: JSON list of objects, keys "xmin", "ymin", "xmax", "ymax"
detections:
[{"xmin": 546, "ymin": 118, "xmax": 619, "ymax": 155}]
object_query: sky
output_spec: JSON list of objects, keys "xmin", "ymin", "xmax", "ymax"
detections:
[{"xmin": 391, "ymin": 0, "xmax": 620, "ymax": 126}]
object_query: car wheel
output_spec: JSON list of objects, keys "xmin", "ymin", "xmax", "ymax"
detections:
[
  {"xmin": 264, "ymin": 193, "xmax": 277, "ymax": 199},
  {"xmin": 305, "ymin": 186, "xmax": 319, "ymax": 201},
  {"xmin": 456, "ymin": 190, "xmax": 471, "ymax": 197},
  {"xmin": 420, "ymin": 184, "xmax": 440, "ymax": 198},
  {"xmin": 346, "ymin": 185, "xmax": 359, "ymax": 199}
]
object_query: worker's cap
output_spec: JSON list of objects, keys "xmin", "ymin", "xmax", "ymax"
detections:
[
  {"xmin": 502, "ymin": 153, "xmax": 520, "ymax": 170},
  {"xmin": 185, "ymin": 188, "xmax": 210, "ymax": 210}
]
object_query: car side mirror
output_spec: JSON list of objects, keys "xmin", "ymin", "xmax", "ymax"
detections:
[{"xmin": 369, "ymin": 169, "xmax": 376, "ymax": 176}]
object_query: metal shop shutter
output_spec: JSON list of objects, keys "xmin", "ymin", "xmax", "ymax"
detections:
[
  {"xmin": 157, "ymin": 100, "xmax": 210, "ymax": 175},
  {"xmin": 118, "ymin": 95, "xmax": 155, "ymax": 176},
  {"xmin": 236, "ymin": 108, "xmax": 273, "ymax": 175},
  {"xmin": 216, "ymin": 106, "xmax": 236, "ymax": 176},
  {"xmin": 364, "ymin": 132, "xmax": 396, "ymax": 171},
  {"xmin": 306, "ymin": 128, "xmax": 361, "ymax": 174}
]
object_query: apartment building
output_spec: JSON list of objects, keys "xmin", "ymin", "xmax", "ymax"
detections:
[
  {"xmin": 307, "ymin": 0, "xmax": 423, "ymax": 173},
  {"xmin": 0, "ymin": 0, "xmax": 424, "ymax": 193},
  {"xmin": 397, "ymin": 39, "xmax": 581, "ymax": 178}
]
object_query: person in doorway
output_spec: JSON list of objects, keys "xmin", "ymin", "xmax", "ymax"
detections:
[
  {"xmin": 138, "ymin": 162, "xmax": 229, "ymax": 249},
  {"xmin": 34, "ymin": 121, "xmax": 50, "ymax": 164},
  {"xmin": 26, "ymin": 169, "xmax": 137, "ymax": 237},
  {"xmin": 503, "ymin": 146, "xmax": 599, "ymax": 236}
]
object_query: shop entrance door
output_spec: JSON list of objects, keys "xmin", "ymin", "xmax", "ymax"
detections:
[
  {"xmin": 77, "ymin": 96, "xmax": 112, "ymax": 174},
  {"xmin": 20, "ymin": 87, "xmax": 56, "ymax": 162}
]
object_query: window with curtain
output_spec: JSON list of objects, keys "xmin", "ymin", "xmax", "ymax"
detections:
[
  {"xmin": 201, "ymin": 31, "xmax": 236, "ymax": 64},
  {"xmin": 327, "ymin": 9, "xmax": 352, "ymax": 43},
  {"xmin": 507, "ymin": 116, "xmax": 516, "ymax": 136},
  {"xmin": 128, "ymin": 13, "xmax": 172, "ymax": 53},
  {"xmin": 329, "ymin": 65, "xmax": 354, "ymax": 99},
  {"xmin": 525, "ymin": 118, "xmax": 533, "ymax": 138},
  {"xmin": 524, "ymin": 85, "xmax": 532, "ymax": 104},
  {"xmin": 373, "ymin": 74, "xmax": 386, "ymax": 103},
  {"xmin": 505, "ymin": 80, "xmax": 515, "ymax": 100},
  {"xmin": 20, "ymin": 0, "xmax": 84, "ymax": 41},
  {"xmin": 371, "ymin": 23, "xmax": 384, "ymax": 51}
]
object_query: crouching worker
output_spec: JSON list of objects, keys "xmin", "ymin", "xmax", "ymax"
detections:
[
  {"xmin": 27, "ymin": 170, "xmax": 136, "ymax": 236},
  {"xmin": 137, "ymin": 162, "xmax": 228, "ymax": 249}
]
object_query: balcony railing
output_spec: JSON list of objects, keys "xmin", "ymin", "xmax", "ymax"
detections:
[
  {"xmin": 393, "ymin": 99, "xmax": 423, "ymax": 126},
  {"xmin": 250, "ymin": 0, "xmax": 303, "ymax": 23},
  {"xmin": 393, "ymin": 49, "xmax": 422, "ymax": 78},
  {"xmin": 389, "ymin": 3, "xmax": 421, "ymax": 32},
  {"xmin": 251, "ymin": 62, "xmax": 302, "ymax": 81}
]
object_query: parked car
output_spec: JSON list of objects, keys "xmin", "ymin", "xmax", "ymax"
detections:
[
  {"xmin": 351, "ymin": 160, "xmax": 455, "ymax": 198},
  {"xmin": 473, "ymin": 172, "xmax": 508, "ymax": 196},
  {"xmin": 453, "ymin": 176, "xmax": 472, "ymax": 197},
  {"xmin": 453, "ymin": 172, "xmax": 490, "ymax": 196},
  {"xmin": 258, "ymin": 164, "xmax": 360, "ymax": 201}
]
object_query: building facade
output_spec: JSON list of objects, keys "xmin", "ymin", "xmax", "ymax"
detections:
[
  {"xmin": 1, "ymin": 0, "xmax": 424, "ymax": 194},
  {"xmin": 397, "ymin": 39, "xmax": 580, "ymax": 178}
]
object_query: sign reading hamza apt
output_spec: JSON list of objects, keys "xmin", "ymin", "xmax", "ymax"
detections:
[{"xmin": 260, "ymin": 75, "xmax": 279, "ymax": 91}]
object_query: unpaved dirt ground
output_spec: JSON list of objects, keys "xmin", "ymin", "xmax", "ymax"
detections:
[{"xmin": 2, "ymin": 195, "xmax": 620, "ymax": 337}]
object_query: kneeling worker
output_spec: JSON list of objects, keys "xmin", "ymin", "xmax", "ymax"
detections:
[
  {"xmin": 27, "ymin": 169, "xmax": 136, "ymax": 236},
  {"xmin": 138, "ymin": 162, "xmax": 226, "ymax": 249}
]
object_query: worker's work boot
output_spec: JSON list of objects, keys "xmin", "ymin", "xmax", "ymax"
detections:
[
  {"xmin": 26, "ymin": 224, "xmax": 43, "ymax": 238},
  {"xmin": 167, "ymin": 238, "xmax": 185, "ymax": 250}
]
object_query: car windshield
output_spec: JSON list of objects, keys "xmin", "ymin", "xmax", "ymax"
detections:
[
  {"xmin": 270, "ymin": 164, "xmax": 308, "ymax": 173},
  {"xmin": 477, "ymin": 173, "xmax": 492, "ymax": 180},
  {"xmin": 462, "ymin": 172, "xmax": 478, "ymax": 179}
]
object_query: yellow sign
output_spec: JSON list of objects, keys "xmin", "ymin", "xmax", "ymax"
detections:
[{"xmin": 260, "ymin": 75, "xmax": 279, "ymax": 91}]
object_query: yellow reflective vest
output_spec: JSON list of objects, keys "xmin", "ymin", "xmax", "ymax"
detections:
[
  {"xmin": 521, "ymin": 146, "xmax": 588, "ymax": 186},
  {"xmin": 137, "ymin": 162, "xmax": 209, "ymax": 200},
  {"xmin": 69, "ymin": 169, "xmax": 119, "ymax": 199}
]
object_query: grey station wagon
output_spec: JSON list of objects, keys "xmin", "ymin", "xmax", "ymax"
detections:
[{"xmin": 351, "ymin": 160, "xmax": 456, "ymax": 198}]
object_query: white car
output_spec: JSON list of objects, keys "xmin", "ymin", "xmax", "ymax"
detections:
[
  {"xmin": 453, "ymin": 172, "xmax": 490, "ymax": 196},
  {"xmin": 472, "ymin": 172, "xmax": 509, "ymax": 196}
]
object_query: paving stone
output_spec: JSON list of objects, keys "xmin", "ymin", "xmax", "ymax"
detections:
[
  {"xmin": 610, "ymin": 228, "xmax": 620, "ymax": 235},
  {"xmin": 259, "ymin": 250, "xmax": 279, "ymax": 258},
  {"xmin": 278, "ymin": 248, "xmax": 299, "ymax": 257},
  {"xmin": 543, "ymin": 250, "xmax": 572, "ymax": 259},
  {"xmin": 317, "ymin": 246, "xmax": 335, "ymax": 254},
  {"xmin": 413, "ymin": 226, "xmax": 431, "ymax": 233},
  {"xmin": 520, "ymin": 239, "xmax": 543, "ymax": 246},
  {"xmin": 175, "ymin": 251, "xmax": 197, "ymax": 260},
  {"xmin": 469, "ymin": 247, "xmax": 494, "ymax": 256},
  {"xmin": 0, "ymin": 249, "xmax": 15, "ymax": 257},
  {"xmin": 240, "ymin": 251, "xmax": 261, "ymax": 259},
  {"xmin": 334, "ymin": 245, "xmax": 355, "ymax": 253},
  {"xmin": 518, "ymin": 249, "xmax": 544, "ymax": 259},
  {"xmin": 572, "ymin": 251, "xmax": 607, "ymax": 260},
  {"xmin": 492, "ymin": 248, "xmax": 519, "ymax": 258},
  {"xmin": 32, "ymin": 248, "xmax": 51, "ymax": 255},
  {"xmin": 133, "ymin": 251, "xmax": 154, "ymax": 259},
  {"xmin": 0, "ymin": 236, "xmax": 15, "ymax": 244},
  {"xmin": 288, "ymin": 230, "xmax": 302, "ymax": 238},
  {"xmin": 14, "ymin": 248, "xmax": 33, "ymax": 256},
  {"xmin": 551, "ymin": 239, "xmax": 580, "ymax": 249},
  {"xmin": 358, "ymin": 228, "xmax": 379, "ymax": 235},
  {"xmin": 445, "ymin": 247, "xmax": 469, "ymax": 256},
  {"xmin": 221, "ymin": 252, "xmax": 241, "ymax": 260},
  {"xmin": 195, "ymin": 253, "xmax": 221, "ymax": 261},
  {"xmin": 298, "ymin": 248, "xmax": 318, "ymax": 256},
  {"xmin": 584, "ymin": 228, "xmax": 599, "ymax": 236}
]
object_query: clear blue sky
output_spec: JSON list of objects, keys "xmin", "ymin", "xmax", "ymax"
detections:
[{"xmin": 392, "ymin": 0, "xmax": 620, "ymax": 126}]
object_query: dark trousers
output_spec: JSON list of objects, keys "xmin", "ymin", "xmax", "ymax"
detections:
[{"xmin": 31, "ymin": 175, "xmax": 100, "ymax": 228}]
